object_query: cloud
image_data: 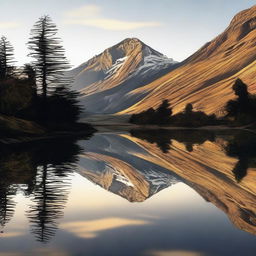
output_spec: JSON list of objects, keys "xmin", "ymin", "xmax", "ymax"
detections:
[
  {"xmin": 0, "ymin": 22, "xmax": 20, "ymax": 29},
  {"xmin": 66, "ymin": 4, "xmax": 101, "ymax": 18},
  {"xmin": 61, "ymin": 217, "xmax": 150, "ymax": 238},
  {"xmin": 64, "ymin": 4, "xmax": 162, "ymax": 31},
  {"xmin": 146, "ymin": 250, "xmax": 205, "ymax": 256}
]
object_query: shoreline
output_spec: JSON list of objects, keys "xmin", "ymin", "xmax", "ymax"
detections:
[
  {"xmin": 91, "ymin": 122, "xmax": 255, "ymax": 133},
  {"xmin": 1, "ymin": 123, "xmax": 255, "ymax": 146},
  {"xmin": 0, "ymin": 128, "xmax": 96, "ymax": 145}
]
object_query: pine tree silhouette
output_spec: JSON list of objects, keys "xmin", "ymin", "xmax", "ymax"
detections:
[
  {"xmin": 0, "ymin": 185, "xmax": 17, "ymax": 231},
  {"xmin": 27, "ymin": 15, "xmax": 82, "ymax": 124},
  {"xmin": 0, "ymin": 36, "xmax": 15, "ymax": 79},
  {"xmin": 27, "ymin": 164, "xmax": 73, "ymax": 243},
  {"xmin": 28, "ymin": 15, "xmax": 71, "ymax": 99}
]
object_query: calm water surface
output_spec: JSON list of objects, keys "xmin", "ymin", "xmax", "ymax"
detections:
[{"xmin": 0, "ymin": 130, "xmax": 256, "ymax": 256}]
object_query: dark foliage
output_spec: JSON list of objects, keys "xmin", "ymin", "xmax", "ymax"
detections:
[
  {"xmin": 185, "ymin": 103, "xmax": 193, "ymax": 114},
  {"xmin": 30, "ymin": 87, "xmax": 83, "ymax": 127},
  {"xmin": 0, "ymin": 78, "xmax": 36, "ymax": 116},
  {"xmin": 171, "ymin": 103, "xmax": 219, "ymax": 127},
  {"xmin": 232, "ymin": 78, "xmax": 249, "ymax": 102},
  {"xmin": 26, "ymin": 15, "xmax": 82, "ymax": 126},
  {"xmin": 130, "ymin": 100, "xmax": 172, "ymax": 125},
  {"xmin": 154, "ymin": 100, "xmax": 173, "ymax": 124},
  {"xmin": 130, "ymin": 101, "xmax": 219, "ymax": 127},
  {"xmin": 130, "ymin": 129, "xmax": 216, "ymax": 153},
  {"xmin": 225, "ymin": 79, "xmax": 256, "ymax": 125},
  {"xmin": 0, "ymin": 15, "xmax": 85, "ymax": 131},
  {"xmin": 28, "ymin": 15, "xmax": 71, "ymax": 99},
  {"xmin": 23, "ymin": 63, "xmax": 37, "ymax": 85},
  {"xmin": 0, "ymin": 36, "xmax": 15, "ymax": 79},
  {"xmin": 225, "ymin": 131, "xmax": 256, "ymax": 182}
]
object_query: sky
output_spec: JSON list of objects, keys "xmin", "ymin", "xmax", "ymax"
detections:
[{"xmin": 0, "ymin": 0, "xmax": 255, "ymax": 67}]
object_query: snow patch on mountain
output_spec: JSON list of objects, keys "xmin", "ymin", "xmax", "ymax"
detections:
[
  {"xmin": 103, "ymin": 53, "xmax": 176, "ymax": 82},
  {"xmin": 104, "ymin": 56, "xmax": 128, "ymax": 79},
  {"xmin": 133, "ymin": 54, "xmax": 177, "ymax": 78}
]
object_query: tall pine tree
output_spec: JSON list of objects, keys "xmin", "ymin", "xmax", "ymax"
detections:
[
  {"xmin": 0, "ymin": 36, "xmax": 15, "ymax": 79},
  {"xmin": 27, "ymin": 15, "xmax": 82, "ymax": 124},
  {"xmin": 27, "ymin": 15, "xmax": 71, "ymax": 99}
]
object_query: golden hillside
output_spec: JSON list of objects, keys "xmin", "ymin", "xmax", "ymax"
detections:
[{"xmin": 120, "ymin": 5, "xmax": 256, "ymax": 116}]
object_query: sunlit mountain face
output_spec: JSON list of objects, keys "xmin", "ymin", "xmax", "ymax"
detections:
[
  {"xmin": 120, "ymin": 5, "xmax": 256, "ymax": 116},
  {"xmin": 69, "ymin": 38, "xmax": 177, "ymax": 115},
  {"xmin": 0, "ymin": 130, "xmax": 256, "ymax": 255},
  {"xmin": 70, "ymin": 5, "xmax": 256, "ymax": 118}
]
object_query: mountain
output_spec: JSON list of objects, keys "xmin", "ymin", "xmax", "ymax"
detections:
[
  {"xmin": 77, "ymin": 133, "xmax": 179, "ymax": 202},
  {"xmin": 121, "ymin": 5, "xmax": 256, "ymax": 116},
  {"xmin": 69, "ymin": 38, "xmax": 177, "ymax": 114}
]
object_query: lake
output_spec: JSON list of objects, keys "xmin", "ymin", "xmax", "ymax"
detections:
[{"xmin": 0, "ymin": 129, "xmax": 256, "ymax": 256}]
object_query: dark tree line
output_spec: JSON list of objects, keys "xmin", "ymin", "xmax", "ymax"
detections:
[
  {"xmin": 130, "ymin": 129, "xmax": 216, "ymax": 153},
  {"xmin": 130, "ymin": 78, "xmax": 255, "ymax": 127},
  {"xmin": 0, "ymin": 36, "xmax": 15, "ymax": 79},
  {"xmin": 130, "ymin": 100, "xmax": 218, "ymax": 127},
  {"xmin": 0, "ymin": 15, "xmax": 83, "ymax": 129},
  {"xmin": 225, "ymin": 78, "xmax": 256, "ymax": 125},
  {"xmin": 130, "ymin": 100, "xmax": 173, "ymax": 125}
]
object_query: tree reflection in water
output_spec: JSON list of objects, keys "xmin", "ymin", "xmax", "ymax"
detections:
[
  {"xmin": 130, "ymin": 129, "xmax": 256, "ymax": 183},
  {"xmin": 0, "ymin": 129, "xmax": 256, "ymax": 243},
  {"xmin": 130, "ymin": 129, "xmax": 216, "ymax": 153},
  {"xmin": 0, "ymin": 136, "xmax": 87, "ymax": 242},
  {"xmin": 225, "ymin": 131, "xmax": 256, "ymax": 182},
  {"xmin": 0, "ymin": 186, "xmax": 17, "ymax": 230}
]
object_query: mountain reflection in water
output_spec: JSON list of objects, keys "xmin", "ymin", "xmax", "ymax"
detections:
[{"xmin": 0, "ymin": 129, "xmax": 256, "ymax": 254}]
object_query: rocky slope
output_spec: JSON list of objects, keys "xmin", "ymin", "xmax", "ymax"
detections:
[
  {"xmin": 69, "ymin": 38, "xmax": 177, "ymax": 114},
  {"xmin": 121, "ymin": 5, "xmax": 256, "ymax": 116}
]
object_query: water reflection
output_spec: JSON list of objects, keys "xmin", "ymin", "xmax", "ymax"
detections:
[
  {"xmin": 0, "ymin": 185, "xmax": 16, "ymax": 229},
  {"xmin": 78, "ymin": 129, "xmax": 256, "ymax": 235},
  {"xmin": 0, "ymin": 136, "xmax": 86, "ymax": 242},
  {"xmin": 0, "ymin": 129, "xmax": 256, "ymax": 252},
  {"xmin": 130, "ymin": 129, "xmax": 216, "ymax": 153},
  {"xmin": 225, "ymin": 132, "xmax": 256, "ymax": 182},
  {"xmin": 128, "ymin": 129, "xmax": 256, "ymax": 235}
]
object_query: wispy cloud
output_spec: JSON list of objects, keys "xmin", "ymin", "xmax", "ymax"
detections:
[
  {"xmin": 61, "ymin": 217, "xmax": 150, "ymax": 238},
  {"xmin": 64, "ymin": 4, "xmax": 162, "ymax": 31},
  {"xmin": 0, "ymin": 22, "xmax": 20, "ymax": 29}
]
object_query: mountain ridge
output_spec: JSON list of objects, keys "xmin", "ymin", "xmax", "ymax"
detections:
[
  {"xmin": 71, "ymin": 5, "xmax": 256, "ymax": 117},
  {"xmin": 120, "ymin": 5, "xmax": 256, "ymax": 116},
  {"xmin": 69, "ymin": 38, "xmax": 177, "ymax": 114}
]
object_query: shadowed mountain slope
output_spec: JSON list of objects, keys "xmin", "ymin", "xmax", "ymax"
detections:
[{"xmin": 69, "ymin": 38, "xmax": 177, "ymax": 114}]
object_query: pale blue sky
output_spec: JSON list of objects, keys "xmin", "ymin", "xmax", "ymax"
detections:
[{"xmin": 0, "ymin": 0, "xmax": 255, "ymax": 67}]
